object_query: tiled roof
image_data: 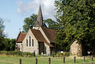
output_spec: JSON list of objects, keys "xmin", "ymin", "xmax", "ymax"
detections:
[
  {"xmin": 41, "ymin": 27, "xmax": 56, "ymax": 43},
  {"xmin": 31, "ymin": 29, "xmax": 54, "ymax": 47},
  {"xmin": 16, "ymin": 33, "xmax": 26, "ymax": 42}
]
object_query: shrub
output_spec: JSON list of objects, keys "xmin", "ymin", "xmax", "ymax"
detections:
[
  {"xmin": 52, "ymin": 52, "xmax": 57, "ymax": 57},
  {"xmin": 57, "ymin": 52, "xmax": 70, "ymax": 57},
  {"xmin": 29, "ymin": 53, "xmax": 34, "ymax": 57},
  {"xmin": 64, "ymin": 52, "xmax": 70, "ymax": 56},
  {"xmin": 57, "ymin": 52, "xmax": 63, "ymax": 57},
  {"xmin": 0, "ymin": 51, "xmax": 34, "ymax": 57}
]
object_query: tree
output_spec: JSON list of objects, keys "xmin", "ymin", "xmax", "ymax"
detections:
[
  {"xmin": 10, "ymin": 39, "xmax": 16, "ymax": 51},
  {"xmin": 3, "ymin": 38, "xmax": 10, "ymax": 51},
  {"xmin": 45, "ymin": 18, "xmax": 59, "ymax": 30},
  {"xmin": 3, "ymin": 38, "xmax": 16, "ymax": 51},
  {"xmin": 0, "ymin": 18, "xmax": 5, "ymax": 37},
  {"xmin": 22, "ymin": 14, "xmax": 58, "ymax": 32},
  {"xmin": 0, "ymin": 18, "xmax": 5, "ymax": 50},
  {"xmin": 23, "ymin": 14, "xmax": 37, "ymax": 32},
  {"xmin": 55, "ymin": 0, "xmax": 95, "ymax": 51}
]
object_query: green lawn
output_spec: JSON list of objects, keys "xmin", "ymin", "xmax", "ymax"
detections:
[{"xmin": 0, "ymin": 56, "xmax": 95, "ymax": 64}]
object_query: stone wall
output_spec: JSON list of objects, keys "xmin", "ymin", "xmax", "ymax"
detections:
[
  {"xmin": 39, "ymin": 27, "xmax": 50, "ymax": 55},
  {"xmin": 15, "ymin": 43, "xmax": 22, "ymax": 51},
  {"xmin": 22, "ymin": 29, "xmax": 50, "ymax": 55},
  {"xmin": 44, "ymin": 42, "xmax": 50, "ymax": 55},
  {"xmin": 22, "ymin": 29, "xmax": 39, "ymax": 55},
  {"xmin": 70, "ymin": 40, "xmax": 82, "ymax": 56}
]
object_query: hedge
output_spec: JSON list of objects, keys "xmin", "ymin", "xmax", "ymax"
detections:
[{"xmin": 0, "ymin": 51, "xmax": 34, "ymax": 57}]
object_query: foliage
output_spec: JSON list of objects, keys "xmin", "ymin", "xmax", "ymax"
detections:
[
  {"xmin": 52, "ymin": 52, "xmax": 57, "ymax": 57},
  {"xmin": 0, "ymin": 51, "xmax": 34, "ymax": 57},
  {"xmin": 10, "ymin": 39, "xmax": 16, "ymax": 51},
  {"xmin": 45, "ymin": 18, "xmax": 59, "ymax": 30},
  {"xmin": 22, "ymin": 14, "xmax": 58, "ymax": 32},
  {"xmin": 55, "ymin": 0, "xmax": 95, "ymax": 50},
  {"xmin": 0, "ymin": 17, "xmax": 5, "ymax": 37},
  {"xmin": 0, "ymin": 51, "xmax": 21, "ymax": 56},
  {"xmin": 57, "ymin": 52, "xmax": 63, "ymax": 57},
  {"xmin": 64, "ymin": 52, "xmax": 70, "ymax": 56},
  {"xmin": 0, "ymin": 18, "xmax": 15, "ymax": 51},
  {"xmin": 0, "ymin": 18, "xmax": 5, "ymax": 50},
  {"xmin": 1, "ymin": 38, "xmax": 16, "ymax": 51},
  {"xmin": 23, "ymin": 14, "xmax": 37, "ymax": 32}
]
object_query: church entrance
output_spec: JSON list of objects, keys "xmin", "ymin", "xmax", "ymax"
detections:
[{"xmin": 38, "ymin": 42, "xmax": 46, "ymax": 54}]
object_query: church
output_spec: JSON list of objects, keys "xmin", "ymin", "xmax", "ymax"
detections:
[{"xmin": 15, "ymin": 5, "xmax": 60, "ymax": 55}]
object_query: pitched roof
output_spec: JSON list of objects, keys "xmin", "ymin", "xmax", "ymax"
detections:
[
  {"xmin": 41, "ymin": 27, "xmax": 56, "ymax": 43},
  {"xmin": 16, "ymin": 33, "xmax": 26, "ymax": 43},
  {"xmin": 31, "ymin": 29, "xmax": 54, "ymax": 47}
]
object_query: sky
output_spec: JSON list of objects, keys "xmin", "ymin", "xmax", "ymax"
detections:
[{"xmin": 0, "ymin": 0, "xmax": 57, "ymax": 39}]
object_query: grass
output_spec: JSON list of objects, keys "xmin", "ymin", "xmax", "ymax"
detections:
[{"xmin": 0, "ymin": 55, "xmax": 95, "ymax": 64}]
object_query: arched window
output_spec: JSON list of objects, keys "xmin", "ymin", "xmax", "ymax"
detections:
[
  {"xmin": 29, "ymin": 36, "xmax": 31, "ymax": 46},
  {"xmin": 32, "ymin": 39, "xmax": 34, "ymax": 46},
  {"xmin": 26, "ymin": 39, "xmax": 28, "ymax": 46}
]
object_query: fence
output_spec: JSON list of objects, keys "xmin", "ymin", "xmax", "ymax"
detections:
[{"xmin": 19, "ymin": 56, "xmax": 94, "ymax": 64}]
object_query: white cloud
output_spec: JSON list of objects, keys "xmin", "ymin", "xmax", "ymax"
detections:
[
  {"xmin": 42, "ymin": 0, "xmax": 56, "ymax": 20},
  {"xmin": 4, "ymin": 18, "xmax": 10, "ymax": 22},
  {"xmin": 16, "ymin": 0, "xmax": 56, "ymax": 21},
  {"xmin": 16, "ymin": 0, "xmax": 39, "ymax": 15}
]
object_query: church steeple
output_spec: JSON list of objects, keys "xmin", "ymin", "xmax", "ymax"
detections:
[
  {"xmin": 33, "ymin": 5, "xmax": 46, "ymax": 27},
  {"xmin": 37, "ymin": 5, "xmax": 43, "ymax": 26}
]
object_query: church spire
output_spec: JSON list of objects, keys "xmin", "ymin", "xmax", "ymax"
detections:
[
  {"xmin": 33, "ymin": 5, "xmax": 47, "ymax": 28},
  {"xmin": 37, "ymin": 5, "xmax": 43, "ymax": 26}
]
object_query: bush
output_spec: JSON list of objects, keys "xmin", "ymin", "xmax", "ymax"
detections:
[
  {"xmin": 52, "ymin": 52, "xmax": 57, "ymax": 57},
  {"xmin": 29, "ymin": 53, "xmax": 34, "ymax": 57},
  {"xmin": 0, "ymin": 51, "xmax": 34, "ymax": 57},
  {"xmin": 57, "ymin": 52, "xmax": 70, "ymax": 57},
  {"xmin": 57, "ymin": 52, "xmax": 63, "ymax": 57},
  {"xmin": 64, "ymin": 52, "xmax": 70, "ymax": 56}
]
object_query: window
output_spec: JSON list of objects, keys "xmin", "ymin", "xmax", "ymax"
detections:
[
  {"xmin": 29, "ymin": 36, "xmax": 31, "ymax": 46},
  {"xmin": 32, "ymin": 39, "xmax": 34, "ymax": 46},
  {"xmin": 26, "ymin": 39, "xmax": 28, "ymax": 46}
]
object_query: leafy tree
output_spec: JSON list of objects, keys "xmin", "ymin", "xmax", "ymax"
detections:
[
  {"xmin": 45, "ymin": 18, "xmax": 59, "ymax": 30},
  {"xmin": 10, "ymin": 39, "xmax": 16, "ymax": 51},
  {"xmin": 0, "ymin": 18, "xmax": 5, "ymax": 37},
  {"xmin": 3, "ymin": 38, "xmax": 16, "ymax": 51},
  {"xmin": 23, "ymin": 14, "xmax": 37, "ymax": 32},
  {"xmin": 55, "ymin": 0, "xmax": 95, "ymax": 51},
  {"xmin": 0, "ymin": 18, "xmax": 16, "ymax": 51},
  {"xmin": 0, "ymin": 18, "xmax": 5, "ymax": 50},
  {"xmin": 3, "ymin": 38, "xmax": 10, "ymax": 51},
  {"xmin": 22, "ymin": 14, "xmax": 58, "ymax": 32}
]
